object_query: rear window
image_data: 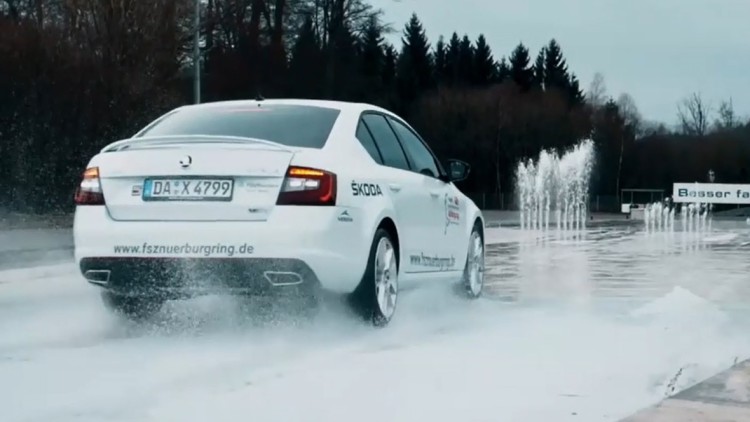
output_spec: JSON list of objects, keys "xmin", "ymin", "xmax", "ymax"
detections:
[{"xmin": 136, "ymin": 104, "xmax": 341, "ymax": 149}]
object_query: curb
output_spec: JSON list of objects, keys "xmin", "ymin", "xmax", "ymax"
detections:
[{"xmin": 621, "ymin": 359, "xmax": 750, "ymax": 421}]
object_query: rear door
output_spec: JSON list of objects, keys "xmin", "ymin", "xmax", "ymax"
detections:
[
  {"xmin": 358, "ymin": 113, "xmax": 436, "ymax": 273},
  {"xmin": 384, "ymin": 115, "xmax": 462, "ymax": 273}
]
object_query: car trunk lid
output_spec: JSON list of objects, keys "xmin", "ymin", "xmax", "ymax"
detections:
[{"xmin": 97, "ymin": 137, "xmax": 296, "ymax": 222}]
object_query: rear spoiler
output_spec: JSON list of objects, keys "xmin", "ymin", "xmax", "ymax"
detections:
[{"xmin": 101, "ymin": 135, "xmax": 295, "ymax": 153}]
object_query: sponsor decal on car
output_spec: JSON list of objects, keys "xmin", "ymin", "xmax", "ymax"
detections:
[
  {"xmin": 113, "ymin": 242, "xmax": 254, "ymax": 257},
  {"xmin": 409, "ymin": 253, "xmax": 456, "ymax": 270},
  {"xmin": 337, "ymin": 210, "xmax": 353, "ymax": 222},
  {"xmin": 444, "ymin": 193, "xmax": 461, "ymax": 233},
  {"xmin": 351, "ymin": 181, "xmax": 383, "ymax": 197},
  {"xmin": 243, "ymin": 180, "xmax": 278, "ymax": 193},
  {"xmin": 244, "ymin": 181, "xmax": 278, "ymax": 188}
]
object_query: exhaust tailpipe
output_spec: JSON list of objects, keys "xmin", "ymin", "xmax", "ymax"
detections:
[
  {"xmin": 263, "ymin": 271, "xmax": 303, "ymax": 286},
  {"xmin": 84, "ymin": 270, "xmax": 111, "ymax": 285}
]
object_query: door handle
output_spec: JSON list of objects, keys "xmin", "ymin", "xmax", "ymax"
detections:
[
  {"xmin": 429, "ymin": 190, "xmax": 441, "ymax": 198},
  {"xmin": 389, "ymin": 184, "xmax": 401, "ymax": 192}
]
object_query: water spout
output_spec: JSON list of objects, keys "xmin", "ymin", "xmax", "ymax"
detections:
[
  {"xmin": 515, "ymin": 139, "xmax": 594, "ymax": 232},
  {"xmin": 645, "ymin": 201, "xmax": 711, "ymax": 236}
]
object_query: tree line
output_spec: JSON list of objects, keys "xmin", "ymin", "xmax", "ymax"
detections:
[{"xmin": 1, "ymin": 0, "xmax": 748, "ymax": 213}]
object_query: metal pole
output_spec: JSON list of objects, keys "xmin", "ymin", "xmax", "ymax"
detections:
[{"xmin": 193, "ymin": 0, "xmax": 201, "ymax": 104}]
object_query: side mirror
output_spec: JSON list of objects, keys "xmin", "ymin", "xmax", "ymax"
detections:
[{"xmin": 446, "ymin": 159, "xmax": 470, "ymax": 182}]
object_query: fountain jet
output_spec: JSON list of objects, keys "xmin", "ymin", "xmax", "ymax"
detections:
[{"xmin": 515, "ymin": 139, "xmax": 595, "ymax": 231}]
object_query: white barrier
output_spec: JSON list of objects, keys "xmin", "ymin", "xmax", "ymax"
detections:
[{"xmin": 630, "ymin": 208, "xmax": 645, "ymax": 220}]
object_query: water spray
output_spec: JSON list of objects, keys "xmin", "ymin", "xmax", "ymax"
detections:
[
  {"xmin": 515, "ymin": 139, "xmax": 595, "ymax": 232},
  {"xmin": 644, "ymin": 201, "xmax": 712, "ymax": 236}
]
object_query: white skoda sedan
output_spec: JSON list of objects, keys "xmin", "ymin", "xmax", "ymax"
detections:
[{"xmin": 73, "ymin": 99, "xmax": 485, "ymax": 326}]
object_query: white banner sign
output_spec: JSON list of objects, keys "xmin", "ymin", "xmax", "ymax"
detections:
[{"xmin": 672, "ymin": 183, "xmax": 750, "ymax": 204}]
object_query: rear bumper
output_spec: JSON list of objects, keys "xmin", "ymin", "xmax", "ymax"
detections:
[
  {"xmin": 73, "ymin": 206, "xmax": 371, "ymax": 294},
  {"xmin": 79, "ymin": 257, "xmax": 319, "ymax": 297}
]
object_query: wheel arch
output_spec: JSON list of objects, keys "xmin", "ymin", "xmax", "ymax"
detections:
[
  {"xmin": 376, "ymin": 216, "xmax": 400, "ymax": 267},
  {"xmin": 364, "ymin": 206, "xmax": 400, "ymax": 266},
  {"xmin": 351, "ymin": 209, "xmax": 401, "ymax": 286},
  {"xmin": 472, "ymin": 214, "xmax": 485, "ymax": 240},
  {"xmin": 459, "ymin": 201, "xmax": 486, "ymax": 260},
  {"xmin": 465, "ymin": 201, "xmax": 486, "ymax": 241},
  {"xmin": 349, "ymin": 212, "xmax": 401, "ymax": 298}
]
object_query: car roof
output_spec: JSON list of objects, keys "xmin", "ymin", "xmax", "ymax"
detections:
[{"xmin": 175, "ymin": 98, "xmax": 394, "ymax": 116}]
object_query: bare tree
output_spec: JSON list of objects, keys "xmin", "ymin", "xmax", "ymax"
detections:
[
  {"xmin": 586, "ymin": 72, "xmax": 607, "ymax": 108},
  {"xmin": 713, "ymin": 98, "xmax": 738, "ymax": 132},
  {"xmin": 297, "ymin": 0, "xmax": 386, "ymax": 46},
  {"xmin": 612, "ymin": 96, "xmax": 637, "ymax": 199},
  {"xmin": 641, "ymin": 120, "xmax": 669, "ymax": 137},
  {"xmin": 616, "ymin": 92, "xmax": 642, "ymax": 135},
  {"xmin": 677, "ymin": 92, "xmax": 710, "ymax": 136}
]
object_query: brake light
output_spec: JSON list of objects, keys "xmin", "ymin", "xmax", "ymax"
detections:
[
  {"xmin": 74, "ymin": 167, "xmax": 105, "ymax": 205},
  {"xmin": 276, "ymin": 166, "xmax": 336, "ymax": 206}
]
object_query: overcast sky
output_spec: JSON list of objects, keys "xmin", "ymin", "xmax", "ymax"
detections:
[{"xmin": 369, "ymin": 0, "xmax": 749, "ymax": 126}]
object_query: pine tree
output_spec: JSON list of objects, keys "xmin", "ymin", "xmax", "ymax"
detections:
[
  {"xmin": 322, "ymin": 0, "xmax": 360, "ymax": 100},
  {"xmin": 382, "ymin": 43, "xmax": 397, "ymax": 86},
  {"xmin": 358, "ymin": 15, "xmax": 385, "ymax": 100},
  {"xmin": 288, "ymin": 16, "xmax": 324, "ymax": 98},
  {"xmin": 433, "ymin": 36, "xmax": 447, "ymax": 84},
  {"xmin": 330, "ymin": 23, "xmax": 360, "ymax": 99},
  {"xmin": 543, "ymin": 39, "xmax": 569, "ymax": 92},
  {"xmin": 496, "ymin": 57, "xmax": 510, "ymax": 82},
  {"xmin": 533, "ymin": 48, "xmax": 545, "ymax": 90},
  {"xmin": 457, "ymin": 34, "xmax": 474, "ymax": 85},
  {"xmin": 508, "ymin": 43, "xmax": 533, "ymax": 91},
  {"xmin": 568, "ymin": 73, "xmax": 585, "ymax": 105},
  {"xmin": 444, "ymin": 32, "xmax": 461, "ymax": 85},
  {"xmin": 473, "ymin": 34, "xmax": 495, "ymax": 85},
  {"xmin": 380, "ymin": 43, "xmax": 398, "ymax": 109},
  {"xmin": 396, "ymin": 13, "xmax": 433, "ymax": 105}
]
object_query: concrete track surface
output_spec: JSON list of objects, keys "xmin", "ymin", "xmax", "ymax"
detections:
[{"xmin": 1, "ymin": 216, "xmax": 750, "ymax": 422}]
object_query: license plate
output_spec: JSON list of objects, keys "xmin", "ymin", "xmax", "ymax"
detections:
[{"xmin": 142, "ymin": 178, "xmax": 234, "ymax": 201}]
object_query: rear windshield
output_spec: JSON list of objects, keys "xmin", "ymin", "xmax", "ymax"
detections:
[{"xmin": 136, "ymin": 104, "xmax": 341, "ymax": 149}]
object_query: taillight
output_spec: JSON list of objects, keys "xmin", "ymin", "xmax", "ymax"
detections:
[
  {"xmin": 74, "ymin": 167, "xmax": 105, "ymax": 205},
  {"xmin": 276, "ymin": 166, "xmax": 336, "ymax": 206}
]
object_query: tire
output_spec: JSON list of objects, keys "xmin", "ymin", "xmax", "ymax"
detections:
[
  {"xmin": 101, "ymin": 291, "xmax": 164, "ymax": 322},
  {"xmin": 350, "ymin": 228, "xmax": 399, "ymax": 327},
  {"xmin": 461, "ymin": 222, "xmax": 485, "ymax": 299}
]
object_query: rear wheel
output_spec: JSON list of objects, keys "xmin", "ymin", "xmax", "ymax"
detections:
[
  {"xmin": 101, "ymin": 291, "xmax": 165, "ymax": 321},
  {"xmin": 350, "ymin": 228, "xmax": 399, "ymax": 327},
  {"xmin": 461, "ymin": 223, "xmax": 485, "ymax": 298}
]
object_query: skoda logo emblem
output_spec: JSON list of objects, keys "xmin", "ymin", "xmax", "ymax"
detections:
[{"xmin": 179, "ymin": 155, "xmax": 192, "ymax": 168}]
